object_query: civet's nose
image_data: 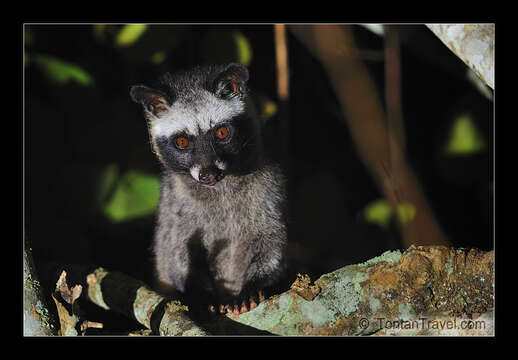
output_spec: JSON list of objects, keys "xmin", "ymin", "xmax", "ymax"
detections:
[{"xmin": 198, "ymin": 168, "xmax": 225, "ymax": 186}]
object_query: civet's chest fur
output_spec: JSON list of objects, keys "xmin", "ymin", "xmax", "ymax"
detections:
[
  {"xmin": 130, "ymin": 63, "xmax": 288, "ymax": 311},
  {"xmin": 155, "ymin": 165, "xmax": 286, "ymax": 299}
]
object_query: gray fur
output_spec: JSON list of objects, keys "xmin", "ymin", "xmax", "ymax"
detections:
[
  {"xmin": 154, "ymin": 165, "xmax": 287, "ymax": 299},
  {"xmin": 131, "ymin": 64, "xmax": 288, "ymax": 304}
]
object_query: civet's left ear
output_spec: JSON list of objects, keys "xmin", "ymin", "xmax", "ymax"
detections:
[
  {"xmin": 130, "ymin": 85, "xmax": 170, "ymax": 117},
  {"xmin": 212, "ymin": 63, "xmax": 249, "ymax": 99}
]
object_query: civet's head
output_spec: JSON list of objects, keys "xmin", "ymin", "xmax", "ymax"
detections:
[{"xmin": 130, "ymin": 64, "xmax": 261, "ymax": 186}]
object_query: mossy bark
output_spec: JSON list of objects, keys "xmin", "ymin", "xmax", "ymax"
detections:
[
  {"xmin": 426, "ymin": 24, "xmax": 494, "ymax": 89},
  {"xmin": 229, "ymin": 245, "xmax": 493, "ymax": 335},
  {"xmin": 23, "ymin": 246, "xmax": 58, "ymax": 336},
  {"xmin": 85, "ymin": 268, "xmax": 208, "ymax": 336},
  {"xmin": 79, "ymin": 245, "xmax": 493, "ymax": 336}
]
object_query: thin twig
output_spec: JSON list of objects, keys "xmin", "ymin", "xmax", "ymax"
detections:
[
  {"xmin": 383, "ymin": 25, "xmax": 406, "ymax": 209},
  {"xmin": 384, "ymin": 25, "xmax": 406, "ymax": 152},
  {"xmin": 274, "ymin": 24, "xmax": 289, "ymax": 101},
  {"xmin": 274, "ymin": 23, "xmax": 292, "ymax": 194}
]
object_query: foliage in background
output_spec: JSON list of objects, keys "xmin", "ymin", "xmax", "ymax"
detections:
[
  {"xmin": 33, "ymin": 55, "xmax": 94, "ymax": 87},
  {"xmin": 25, "ymin": 24, "xmax": 259, "ymax": 224},
  {"xmin": 98, "ymin": 164, "xmax": 160, "ymax": 223},
  {"xmin": 443, "ymin": 113, "xmax": 486, "ymax": 155},
  {"xmin": 363, "ymin": 200, "xmax": 416, "ymax": 229},
  {"xmin": 115, "ymin": 24, "xmax": 148, "ymax": 47},
  {"xmin": 24, "ymin": 24, "xmax": 493, "ymax": 286}
]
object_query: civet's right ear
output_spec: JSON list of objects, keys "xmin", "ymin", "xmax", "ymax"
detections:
[{"xmin": 130, "ymin": 85, "xmax": 170, "ymax": 117}]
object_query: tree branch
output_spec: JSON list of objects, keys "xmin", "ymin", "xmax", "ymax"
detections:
[
  {"xmin": 288, "ymin": 24, "xmax": 450, "ymax": 248},
  {"xmin": 229, "ymin": 245, "xmax": 494, "ymax": 335},
  {"xmin": 85, "ymin": 268, "xmax": 209, "ymax": 336},
  {"xmin": 50, "ymin": 245, "xmax": 493, "ymax": 336},
  {"xmin": 426, "ymin": 24, "xmax": 494, "ymax": 89},
  {"xmin": 23, "ymin": 244, "xmax": 58, "ymax": 336}
]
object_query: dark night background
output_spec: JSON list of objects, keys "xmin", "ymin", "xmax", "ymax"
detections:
[{"xmin": 23, "ymin": 24, "xmax": 493, "ymax": 333}]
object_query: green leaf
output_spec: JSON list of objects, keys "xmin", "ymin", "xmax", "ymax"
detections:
[
  {"xmin": 102, "ymin": 169, "xmax": 160, "ymax": 223},
  {"xmin": 115, "ymin": 24, "xmax": 148, "ymax": 47},
  {"xmin": 33, "ymin": 55, "xmax": 94, "ymax": 87},
  {"xmin": 263, "ymin": 100, "xmax": 277, "ymax": 118},
  {"xmin": 444, "ymin": 114, "xmax": 486, "ymax": 155},
  {"xmin": 396, "ymin": 203, "xmax": 416, "ymax": 225},
  {"xmin": 364, "ymin": 199, "xmax": 393, "ymax": 228},
  {"xmin": 364, "ymin": 200, "xmax": 416, "ymax": 227},
  {"xmin": 233, "ymin": 31, "xmax": 253, "ymax": 66},
  {"xmin": 150, "ymin": 50, "xmax": 167, "ymax": 64}
]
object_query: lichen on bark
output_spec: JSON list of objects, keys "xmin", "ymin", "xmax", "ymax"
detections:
[
  {"xmin": 227, "ymin": 245, "xmax": 494, "ymax": 336},
  {"xmin": 426, "ymin": 24, "xmax": 494, "ymax": 89},
  {"xmin": 50, "ymin": 245, "xmax": 493, "ymax": 336},
  {"xmin": 23, "ymin": 246, "xmax": 57, "ymax": 336}
]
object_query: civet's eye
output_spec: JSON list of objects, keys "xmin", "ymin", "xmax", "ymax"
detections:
[
  {"xmin": 215, "ymin": 126, "xmax": 229, "ymax": 140},
  {"xmin": 175, "ymin": 137, "xmax": 189, "ymax": 149}
]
